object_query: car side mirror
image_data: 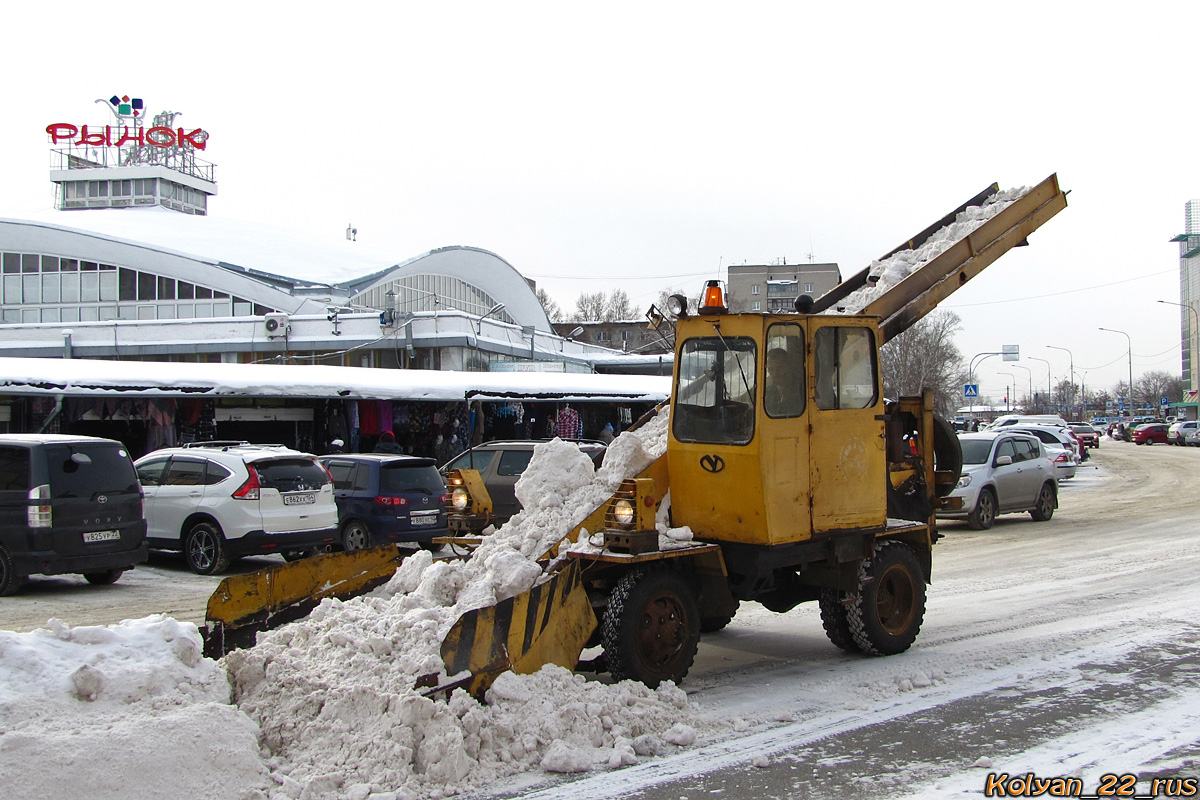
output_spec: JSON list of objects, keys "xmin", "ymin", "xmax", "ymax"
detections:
[{"xmin": 994, "ymin": 455, "xmax": 1013, "ymax": 466}]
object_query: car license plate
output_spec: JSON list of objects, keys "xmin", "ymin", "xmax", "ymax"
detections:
[
  {"xmin": 283, "ymin": 493, "xmax": 317, "ymax": 506},
  {"xmin": 410, "ymin": 515, "xmax": 438, "ymax": 527},
  {"xmin": 83, "ymin": 530, "xmax": 121, "ymax": 543}
]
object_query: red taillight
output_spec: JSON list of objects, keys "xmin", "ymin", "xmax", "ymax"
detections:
[
  {"xmin": 374, "ymin": 496, "xmax": 408, "ymax": 506},
  {"xmin": 1054, "ymin": 452, "xmax": 1068, "ymax": 463},
  {"xmin": 232, "ymin": 466, "xmax": 261, "ymax": 500}
]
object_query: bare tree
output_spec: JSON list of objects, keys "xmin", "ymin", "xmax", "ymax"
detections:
[
  {"xmin": 879, "ymin": 310, "xmax": 965, "ymax": 418},
  {"xmin": 1136, "ymin": 370, "xmax": 1182, "ymax": 412},
  {"xmin": 606, "ymin": 289, "xmax": 635, "ymax": 321},
  {"xmin": 535, "ymin": 288, "xmax": 563, "ymax": 323},
  {"xmin": 573, "ymin": 291, "xmax": 607, "ymax": 322}
]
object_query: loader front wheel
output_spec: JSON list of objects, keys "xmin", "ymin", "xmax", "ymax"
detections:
[
  {"xmin": 819, "ymin": 589, "xmax": 860, "ymax": 653},
  {"xmin": 602, "ymin": 568, "xmax": 700, "ymax": 688},
  {"xmin": 847, "ymin": 541, "xmax": 925, "ymax": 656}
]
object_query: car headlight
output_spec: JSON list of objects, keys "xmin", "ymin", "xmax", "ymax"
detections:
[
  {"xmin": 451, "ymin": 487, "xmax": 471, "ymax": 511},
  {"xmin": 612, "ymin": 498, "xmax": 635, "ymax": 528},
  {"xmin": 957, "ymin": 474, "xmax": 972, "ymax": 488}
]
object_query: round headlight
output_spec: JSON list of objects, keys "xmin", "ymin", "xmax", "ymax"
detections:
[
  {"xmin": 451, "ymin": 487, "xmax": 471, "ymax": 510},
  {"xmin": 613, "ymin": 499, "xmax": 635, "ymax": 527}
]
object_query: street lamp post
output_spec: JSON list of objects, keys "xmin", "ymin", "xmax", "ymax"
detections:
[
  {"xmin": 1027, "ymin": 356, "xmax": 1052, "ymax": 414},
  {"xmin": 1099, "ymin": 327, "xmax": 1133, "ymax": 419},
  {"xmin": 998, "ymin": 372, "xmax": 1017, "ymax": 412},
  {"xmin": 1011, "ymin": 364, "xmax": 1032, "ymax": 410},
  {"xmin": 1158, "ymin": 300, "xmax": 1200, "ymax": 400},
  {"xmin": 1047, "ymin": 345, "xmax": 1075, "ymax": 420},
  {"xmin": 968, "ymin": 351, "xmax": 1004, "ymax": 420}
]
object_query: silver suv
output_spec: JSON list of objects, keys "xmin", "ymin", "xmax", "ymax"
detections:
[
  {"xmin": 938, "ymin": 431, "xmax": 1058, "ymax": 530},
  {"xmin": 134, "ymin": 441, "xmax": 338, "ymax": 574}
]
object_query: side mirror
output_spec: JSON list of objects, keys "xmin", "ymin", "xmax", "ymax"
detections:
[{"xmin": 994, "ymin": 455, "xmax": 1013, "ymax": 466}]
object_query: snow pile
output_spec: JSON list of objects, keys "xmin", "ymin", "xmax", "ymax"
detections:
[
  {"xmin": 0, "ymin": 615, "xmax": 269, "ymax": 800},
  {"xmin": 826, "ymin": 186, "xmax": 1031, "ymax": 315},
  {"xmin": 224, "ymin": 409, "xmax": 721, "ymax": 798}
]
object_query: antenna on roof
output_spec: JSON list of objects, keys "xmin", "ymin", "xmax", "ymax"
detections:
[{"xmin": 346, "ymin": 224, "xmax": 357, "ymax": 242}]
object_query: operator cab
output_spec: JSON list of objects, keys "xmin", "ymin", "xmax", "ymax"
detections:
[{"xmin": 666, "ymin": 282, "xmax": 886, "ymax": 546}]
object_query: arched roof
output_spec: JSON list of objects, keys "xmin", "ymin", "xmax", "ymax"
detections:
[{"xmin": 0, "ymin": 209, "xmax": 552, "ymax": 330}]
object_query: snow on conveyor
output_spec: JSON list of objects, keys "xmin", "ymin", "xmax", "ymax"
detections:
[
  {"xmin": 0, "ymin": 411, "xmax": 728, "ymax": 800},
  {"xmin": 822, "ymin": 186, "xmax": 1031, "ymax": 316}
]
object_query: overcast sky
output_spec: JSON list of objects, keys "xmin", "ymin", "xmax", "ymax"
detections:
[{"xmin": 2, "ymin": 2, "xmax": 1198, "ymax": 404}]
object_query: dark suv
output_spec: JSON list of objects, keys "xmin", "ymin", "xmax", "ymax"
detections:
[
  {"xmin": 318, "ymin": 454, "xmax": 450, "ymax": 550},
  {"xmin": 0, "ymin": 434, "xmax": 147, "ymax": 595},
  {"xmin": 440, "ymin": 440, "xmax": 606, "ymax": 525}
]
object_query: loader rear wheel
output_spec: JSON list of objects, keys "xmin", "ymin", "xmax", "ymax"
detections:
[
  {"xmin": 819, "ymin": 589, "xmax": 860, "ymax": 653},
  {"xmin": 700, "ymin": 599, "xmax": 740, "ymax": 633},
  {"xmin": 602, "ymin": 568, "xmax": 700, "ymax": 688},
  {"xmin": 932, "ymin": 415, "xmax": 963, "ymax": 497},
  {"xmin": 847, "ymin": 541, "xmax": 925, "ymax": 656}
]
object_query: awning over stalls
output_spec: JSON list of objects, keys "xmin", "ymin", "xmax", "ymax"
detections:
[{"xmin": 0, "ymin": 358, "xmax": 671, "ymax": 404}]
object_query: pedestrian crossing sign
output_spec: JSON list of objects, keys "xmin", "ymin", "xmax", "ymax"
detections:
[{"xmin": 964, "ymin": 384, "xmax": 979, "ymax": 398}]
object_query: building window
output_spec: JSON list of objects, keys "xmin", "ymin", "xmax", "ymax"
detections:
[
  {"xmin": 595, "ymin": 331, "xmax": 608, "ymax": 341},
  {"xmin": 752, "ymin": 285, "xmax": 760, "ymax": 295},
  {"xmin": 804, "ymin": 283, "xmax": 814, "ymax": 293},
  {"xmin": 753, "ymin": 301, "xmax": 761, "ymax": 311}
]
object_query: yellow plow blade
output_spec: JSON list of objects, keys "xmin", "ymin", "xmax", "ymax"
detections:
[
  {"xmin": 202, "ymin": 544, "xmax": 407, "ymax": 658},
  {"xmin": 438, "ymin": 560, "xmax": 597, "ymax": 696}
]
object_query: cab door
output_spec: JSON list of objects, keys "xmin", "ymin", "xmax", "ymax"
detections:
[{"xmin": 808, "ymin": 320, "xmax": 886, "ymax": 533}]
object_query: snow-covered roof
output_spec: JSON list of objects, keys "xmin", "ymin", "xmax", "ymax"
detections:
[{"xmin": 0, "ymin": 357, "xmax": 670, "ymax": 403}]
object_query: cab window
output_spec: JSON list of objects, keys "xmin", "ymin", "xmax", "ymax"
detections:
[
  {"xmin": 813, "ymin": 326, "xmax": 878, "ymax": 410},
  {"xmin": 764, "ymin": 323, "xmax": 805, "ymax": 418},
  {"xmin": 672, "ymin": 336, "xmax": 756, "ymax": 445}
]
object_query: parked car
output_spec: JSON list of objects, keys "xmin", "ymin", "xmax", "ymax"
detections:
[
  {"xmin": 987, "ymin": 414, "xmax": 1069, "ymax": 430},
  {"xmin": 318, "ymin": 454, "xmax": 449, "ymax": 551},
  {"xmin": 0, "ymin": 434, "xmax": 148, "ymax": 596},
  {"xmin": 134, "ymin": 441, "xmax": 338, "ymax": 574},
  {"xmin": 1069, "ymin": 423, "xmax": 1100, "ymax": 449},
  {"xmin": 939, "ymin": 431, "xmax": 1058, "ymax": 530},
  {"xmin": 1185, "ymin": 427, "xmax": 1200, "ymax": 447},
  {"xmin": 1132, "ymin": 423, "xmax": 1170, "ymax": 445},
  {"xmin": 1006, "ymin": 425, "xmax": 1080, "ymax": 479},
  {"xmin": 1167, "ymin": 421, "xmax": 1198, "ymax": 445},
  {"xmin": 440, "ymin": 439, "xmax": 607, "ymax": 525}
]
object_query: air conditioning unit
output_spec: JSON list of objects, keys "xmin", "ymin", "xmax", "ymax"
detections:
[{"xmin": 264, "ymin": 314, "xmax": 290, "ymax": 337}]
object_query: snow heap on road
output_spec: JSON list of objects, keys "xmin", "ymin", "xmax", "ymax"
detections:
[
  {"xmin": 825, "ymin": 185, "xmax": 1031, "ymax": 315},
  {"xmin": 225, "ymin": 408, "xmax": 719, "ymax": 799},
  {"xmin": 0, "ymin": 616, "xmax": 268, "ymax": 800},
  {"xmin": 0, "ymin": 409, "xmax": 720, "ymax": 800}
]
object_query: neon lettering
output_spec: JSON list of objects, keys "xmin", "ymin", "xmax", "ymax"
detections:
[
  {"xmin": 77, "ymin": 125, "xmax": 112, "ymax": 146},
  {"xmin": 176, "ymin": 128, "xmax": 207, "ymax": 150},
  {"xmin": 115, "ymin": 127, "xmax": 145, "ymax": 147},
  {"xmin": 46, "ymin": 123, "xmax": 79, "ymax": 144}
]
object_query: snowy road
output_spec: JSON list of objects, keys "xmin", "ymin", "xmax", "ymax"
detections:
[{"xmin": 488, "ymin": 442, "xmax": 1200, "ymax": 799}]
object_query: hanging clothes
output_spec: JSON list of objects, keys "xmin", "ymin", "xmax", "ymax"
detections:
[{"xmin": 555, "ymin": 405, "xmax": 582, "ymax": 439}]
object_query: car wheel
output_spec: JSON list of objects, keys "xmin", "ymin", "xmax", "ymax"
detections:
[
  {"xmin": 966, "ymin": 488, "xmax": 997, "ymax": 530},
  {"xmin": 342, "ymin": 521, "xmax": 370, "ymax": 552},
  {"xmin": 819, "ymin": 589, "xmax": 860, "ymax": 653},
  {"xmin": 1030, "ymin": 483, "xmax": 1056, "ymax": 522},
  {"xmin": 184, "ymin": 521, "xmax": 229, "ymax": 575},
  {"xmin": 602, "ymin": 568, "xmax": 700, "ymax": 687},
  {"xmin": 0, "ymin": 543, "xmax": 24, "ymax": 597},
  {"xmin": 83, "ymin": 569, "xmax": 124, "ymax": 585},
  {"xmin": 847, "ymin": 541, "xmax": 925, "ymax": 656}
]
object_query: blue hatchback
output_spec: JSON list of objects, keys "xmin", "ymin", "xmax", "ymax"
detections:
[{"xmin": 318, "ymin": 454, "xmax": 449, "ymax": 550}]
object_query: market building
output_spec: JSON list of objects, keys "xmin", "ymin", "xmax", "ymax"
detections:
[{"xmin": 0, "ymin": 96, "xmax": 665, "ymax": 455}]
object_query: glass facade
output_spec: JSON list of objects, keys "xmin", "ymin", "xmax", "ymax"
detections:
[
  {"xmin": 354, "ymin": 274, "xmax": 512, "ymax": 322},
  {"xmin": 58, "ymin": 177, "xmax": 207, "ymax": 215},
  {"xmin": 0, "ymin": 250, "xmax": 269, "ymax": 324}
]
